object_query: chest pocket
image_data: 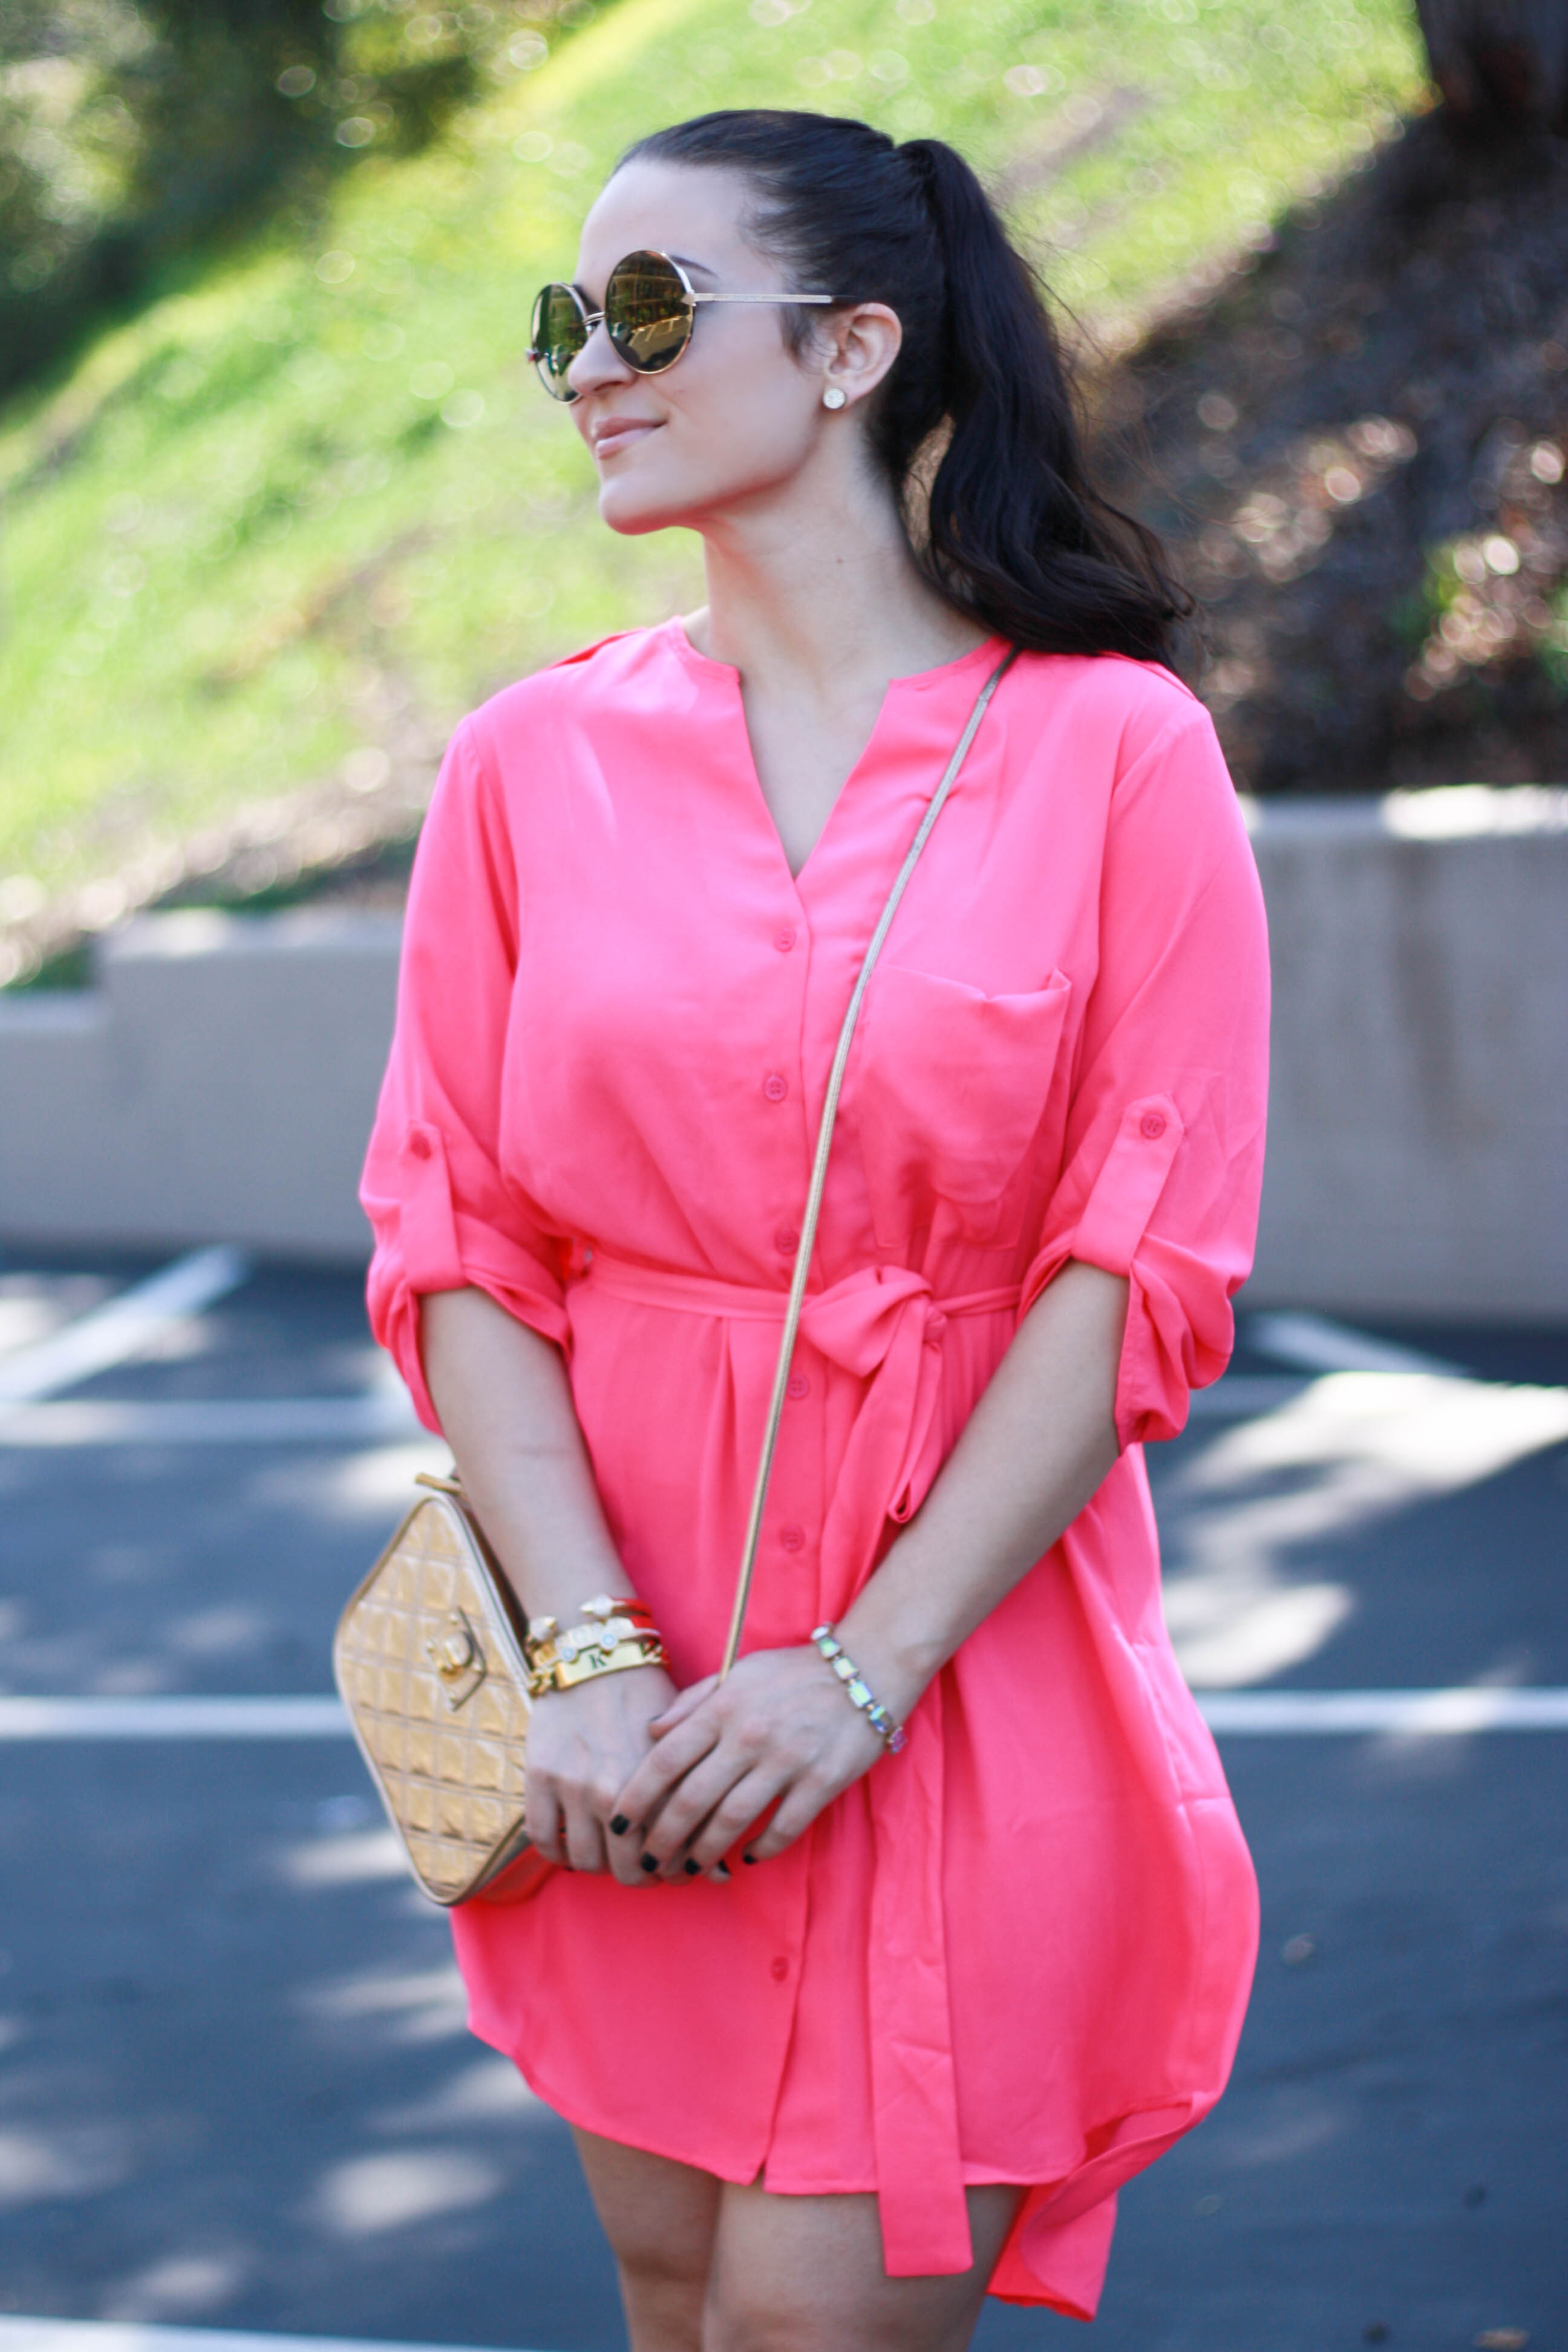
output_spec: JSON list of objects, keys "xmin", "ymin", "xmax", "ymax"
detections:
[{"xmin": 854, "ymin": 965, "xmax": 1074, "ymax": 1250}]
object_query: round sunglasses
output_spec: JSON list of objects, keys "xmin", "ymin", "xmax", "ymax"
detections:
[{"xmin": 526, "ymin": 247, "xmax": 836, "ymax": 402}]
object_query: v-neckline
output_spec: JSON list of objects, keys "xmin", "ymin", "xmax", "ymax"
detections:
[{"xmin": 664, "ymin": 618, "xmax": 1008, "ymax": 894}]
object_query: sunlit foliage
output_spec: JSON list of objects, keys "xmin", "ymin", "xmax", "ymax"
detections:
[{"xmin": 0, "ymin": 0, "xmax": 1425, "ymax": 972}]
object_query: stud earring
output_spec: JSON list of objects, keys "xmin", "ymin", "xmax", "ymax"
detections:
[{"xmin": 822, "ymin": 385, "xmax": 847, "ymax": 410}]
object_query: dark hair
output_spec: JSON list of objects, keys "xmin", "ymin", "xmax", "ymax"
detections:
[{"xmin": 619, "ymin": 109, "xmax": 1189, "ymax": 664}]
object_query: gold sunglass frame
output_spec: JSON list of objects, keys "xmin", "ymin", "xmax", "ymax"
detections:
[{"xmin": 526, "ymin": 247, "xmax": 837, "ymax": 402}]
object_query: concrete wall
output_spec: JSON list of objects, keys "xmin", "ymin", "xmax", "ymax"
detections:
[
  {"xmin": 1245, "ymin": 788, "xmax": 1567, "ymax": 1319},
  {"xmin": 1, "ymin": 789, "xmax": 1564, "ymax": 1316},
  {"xmin": 0, "ymin": 910, "xmax": 401, "ymax": 1263}
]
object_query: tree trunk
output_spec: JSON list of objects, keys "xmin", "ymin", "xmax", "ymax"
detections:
[{"xmin": 1413, "ymin": 0, "xmax": 1568, "ymax": 126}]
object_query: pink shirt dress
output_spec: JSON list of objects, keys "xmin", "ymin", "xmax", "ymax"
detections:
[{"xmin": 361, "ymin": 621, "xmax": 1270, "ymax": 2319}]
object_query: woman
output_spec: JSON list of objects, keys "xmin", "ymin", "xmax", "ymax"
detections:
[{"xmin": 361, "ymin": 109, "xmax": 1269, "ymax": 2350}]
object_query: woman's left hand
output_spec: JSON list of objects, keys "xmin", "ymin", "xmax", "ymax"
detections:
[{"xmin": 609, "ymin": 1644, "xmax": 892, "ymax": 1877}]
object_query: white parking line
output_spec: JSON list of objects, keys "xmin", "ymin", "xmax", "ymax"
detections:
[
  {"xmin": 0, "ymin": 2322, "xmax": 555, "ymax": 2352},
  {"xmin": 1197, "ymin": 1687, "xmax": 1568, "ymax": 1733},
  {"xmin": 0, "ymin": 1393, "xmax": 420, "ymax": 1445},
  {"xmin": 0, "ymin": 1696, "xmax": 349, "ymax": 1739},
  {"xmin": 0, "ymin": 1247, "xmax": 250, "ymax": 1405},
  {"xmin": 0, "ymin": 1371, "xmax": 1528, "ymax": 1445},
  {"xmin": 1, "ymin": 1689, "xmax": 1566, "ymax": 1741},
  {"xmin": 1247, "ymin": 1310, "xmax": 1462, "ymax": 1379},
  {"xmin": 0, "ymin": 1298, "xmax": 1553, "ymax": 1445}
]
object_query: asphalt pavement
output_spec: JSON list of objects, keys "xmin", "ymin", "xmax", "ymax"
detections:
[{"xmin": 0, "ymin": 1252, "xmax": 1564, "ymax": 2351}]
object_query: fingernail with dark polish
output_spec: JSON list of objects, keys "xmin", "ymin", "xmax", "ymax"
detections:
[
  {"xmin": 713, "ymin": 1862, "xmax": 733, "ymax": 1881},
  {"xmin": 684, "ymin": 1858, "xmax": 701, "ymax": 1876},
  {"xmin": 609, "ymin": 1815, "xmax": 629, "ymax": 1837},
  {"xmin": 742, "ymin": 1852, "xmax": 757, "ymax": 1865},
  {"xmin": 639, "ymin": 1854, "xmax": 660, "ymax": 1874}
]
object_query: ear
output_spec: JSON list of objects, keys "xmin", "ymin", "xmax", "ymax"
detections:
[{"xmin": 819, "ymin": 301, "xmax": 903, "ymax": 411}]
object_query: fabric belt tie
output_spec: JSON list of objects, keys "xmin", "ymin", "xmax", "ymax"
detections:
[{"xmin": 583, "ymin": 1252, "xmax": 1021, "ymax": 2276}]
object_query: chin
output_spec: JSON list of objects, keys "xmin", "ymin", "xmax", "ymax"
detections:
[
  {"xmin": 595, "ymin": 465, "xmax": 713, "ymax": 538},
  {"xmin": 596, "ymin": 451, "xmax": 806, "ymax": 539},
  {"xmin": 597, "ymin": 485, "xmax": 688, "ymax": 537}
]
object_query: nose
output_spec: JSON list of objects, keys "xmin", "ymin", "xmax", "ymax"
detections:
[{"xmin": 567, "ymin": 316, "xmax": 635, "ymax": 400}]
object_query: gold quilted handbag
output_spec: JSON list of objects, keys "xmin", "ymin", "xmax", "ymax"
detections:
[
  {"xmin": 333, "ymin": 1472, "xmax": 540, "ymax": 1906},
  {"xmin": 334, "ymin": 652, "xmax": 1014, "ymax": 1907}
]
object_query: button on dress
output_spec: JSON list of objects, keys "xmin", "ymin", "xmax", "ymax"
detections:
[{"xmin": 361, "ymin": 620, "xmax": 1270, "ymax": 2318}]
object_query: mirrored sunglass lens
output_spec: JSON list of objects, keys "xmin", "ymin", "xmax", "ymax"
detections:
[
  {"xmin": 606, "ymin": 252, "xmax": 691, "ymax": 371},
  {"xmin": 534, "ymin": 285, "xmax": 584, "ymax": 392}
]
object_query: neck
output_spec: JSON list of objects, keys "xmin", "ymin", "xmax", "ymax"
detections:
[{"xmin": 685, "ymin": 447, "xmax": 988, "ymax": 702}]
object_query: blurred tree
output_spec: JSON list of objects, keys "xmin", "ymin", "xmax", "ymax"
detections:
[
  {"xmin": 1414, "ymin": 0, "xmax": 1568, "ymax": 128},
  {"xmin": 0, "ymin": 0, "xmax": 490, "ymax": 401}
]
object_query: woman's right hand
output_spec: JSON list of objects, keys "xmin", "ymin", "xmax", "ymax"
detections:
[{"xmin": 524, "ymin": 1662, "xmax": 687, "ymax": 1884}]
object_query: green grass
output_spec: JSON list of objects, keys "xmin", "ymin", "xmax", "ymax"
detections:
[{"xmin": 0, "ymin": 0, "xmax": 1425, "ymax": 946}]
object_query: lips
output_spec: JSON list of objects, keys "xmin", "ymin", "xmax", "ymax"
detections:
[{"xmin": 591, "ymin": 416, "xmax": 660, "ymax": 460}]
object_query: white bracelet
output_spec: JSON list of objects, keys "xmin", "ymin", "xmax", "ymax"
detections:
[{"xmin": 810, "ymin": 1624, "xmax": 907, "ymax": 1753}]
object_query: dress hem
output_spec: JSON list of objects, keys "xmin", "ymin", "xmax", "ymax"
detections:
[{"xmin": 483, "ymin": 2007, "xmax": 1114, "ymax": 2314}]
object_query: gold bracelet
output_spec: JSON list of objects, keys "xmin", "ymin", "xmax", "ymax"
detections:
[
  {"xmin": 526, "ymin": 1637, "xmax": 667, "ymax": 1693},
  {"xmin": 524, "ymin": 1628, "xmax": 668, "ymax": 1699}
]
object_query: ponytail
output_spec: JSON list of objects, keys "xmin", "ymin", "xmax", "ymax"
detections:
[{"xmin": 620, "ymin": 111, "xmax": 1189, "ymax": 663}]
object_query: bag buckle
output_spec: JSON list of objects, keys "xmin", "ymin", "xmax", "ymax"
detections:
[{"xmin": 425, "ymin": 1608, "xmax": 487, "ymax": 1709}]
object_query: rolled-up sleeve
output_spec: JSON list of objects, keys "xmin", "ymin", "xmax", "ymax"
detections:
[
  {"xmin": 360, "ymin": 718, "xmax": 569, "ymax": 1431},
  {"xmin": 1019, "ymin": 705, "xmax": 1269, "ymax": 1448}
]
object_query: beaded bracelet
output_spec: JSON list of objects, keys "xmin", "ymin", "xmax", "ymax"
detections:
[{"xmin": 809, "ymin": 1624, "xmax": 907, "ymax": 1754}]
